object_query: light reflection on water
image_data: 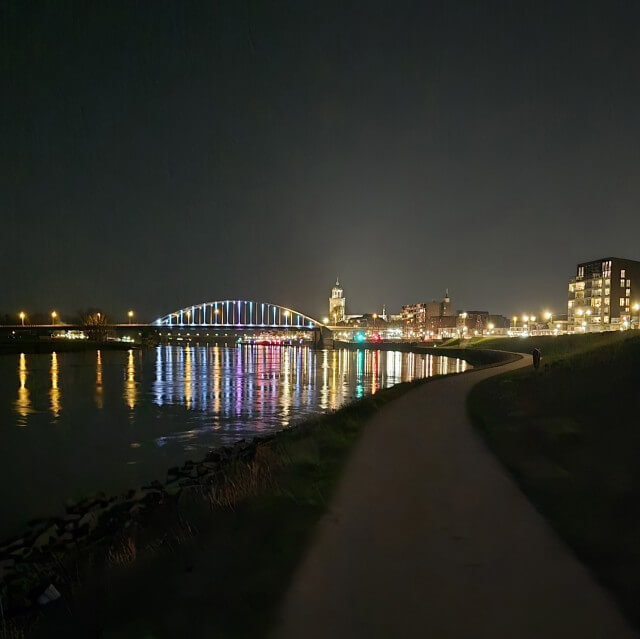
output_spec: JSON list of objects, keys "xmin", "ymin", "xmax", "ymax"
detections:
[{"xmin": 0, "ymin": 345, "xmax": 467, "ymax": 537}]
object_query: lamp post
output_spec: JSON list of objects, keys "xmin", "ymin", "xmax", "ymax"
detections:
[
  {"xmin": 459, "ymin": 312, "xmax": 468, "ymax": 338},
  {"xmin": 128, "ymin": 310, "xmax": 134, "ymax": 324},
  {"xmin": 633, "ymin": 303, "xmax": 640, "ymax": 329},
  {"xmin": 51, "ymin": 311, "xmax": 57, "ymax": 325},
  {"xmin": 19, "ymin": 312, "xmax": 25, "ymax": 326}
]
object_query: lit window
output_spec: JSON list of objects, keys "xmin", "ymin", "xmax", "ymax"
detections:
[
  {"xmin": 621, "ymin": 279, "xmax": 626, "ymax": 286},
  {"xmin": 605, "ymin": 288, "xmax": 610, "ymax": 295},
  {"xmin": 606, "ymin": 279, "xmax": 610, "ymax": 286},
  {"xmin": 621, "ymin": 269, "xmax": 626, "ymax": 278},
  {"xmin": 604, "ymin": 316, "xmax": 609, "ymax": 323},
  {"xmin": 620, "ymin": 298, "xmax": 625, "ymax": 307},
  {"xmin": 627, "ymin": 279, "xmax": 631, "ymax": 287},
  {"xmin": 626, "ymin": 289, "xmax": 631, "ymax": 297}
]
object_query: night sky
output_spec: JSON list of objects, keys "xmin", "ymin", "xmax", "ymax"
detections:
[{"xmin": 3, "ymin": 1, "xmax": 640, "ymax": 322}]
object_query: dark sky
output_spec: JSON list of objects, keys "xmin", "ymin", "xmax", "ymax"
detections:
[{"xmin": 3, "ymin": 1, "xmax": 640, "ymax": 322}]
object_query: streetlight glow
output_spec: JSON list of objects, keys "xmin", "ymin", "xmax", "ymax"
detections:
[
  {"xmin": 51, "ymin": 310, "xmax": 57, "ymax": 324},
  {"xmin": 19, "ymin": 311, "xmax": 25, "ymax": 326}
]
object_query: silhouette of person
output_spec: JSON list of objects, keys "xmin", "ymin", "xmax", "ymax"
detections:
[{"xmin": 532, "ymin": 347, "xmax": 541, "ymax": 369}]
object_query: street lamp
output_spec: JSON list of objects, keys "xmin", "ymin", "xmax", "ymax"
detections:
[
  {"xmin": 322, "ymin": 317, "xmax": 329, "ymax": 324},
  {"xmin": 128, "ymin": 310, "xmax": 134, "ymax": 324},
  {"xmin": 633, "ymin": 303, "xmax": 640, "ymax": 329},
  {"xmin": 51, "ymin": 311, "xmax": 57, "ymax": 325},
  {"xmin": 19, "ymin": 311, "xmax": 25, "ymax": 326},
  {"xmin": 459, "ymin": 312, "xmax": 468, "ymax": 338}
]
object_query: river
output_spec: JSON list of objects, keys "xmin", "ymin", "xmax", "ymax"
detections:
[{"xmin": 0, "ymin": 344, "xmax": 468, "ymax": 537}]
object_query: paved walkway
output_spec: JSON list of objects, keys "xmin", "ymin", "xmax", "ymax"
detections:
[{"xmin": 275, "ymin": 355, "xmax": 636, "ymax": 638}]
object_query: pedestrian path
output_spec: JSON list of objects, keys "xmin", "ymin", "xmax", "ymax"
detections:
[{"xmin": 275, "ymin": 354, "xmax": 636, "ymax": 638}]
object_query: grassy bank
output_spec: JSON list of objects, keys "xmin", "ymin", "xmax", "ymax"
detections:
[
  {"xmin": 468, "ymin": 332, "xmax": 640, "ymax": 628},
  {"xmin": 464, "ymin": 330, "xmax": 634, "ymax": 360},
  {"xmin": 7, "ymin": 364, "xmax": 477, "ymax": 638}
]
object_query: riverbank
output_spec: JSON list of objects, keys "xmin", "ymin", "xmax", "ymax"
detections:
[
  {"xmin": 468, "ymin": 331, "xmax": 640, "ymax": 629},
  {"xmin": 334, "ymin": 339, "xmax": 520, "ymax": 367},
  {"xmin": 0, "ymin": 347, "xmax": 504, "ymax": 637}
]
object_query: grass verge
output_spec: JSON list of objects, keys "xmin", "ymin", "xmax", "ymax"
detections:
[{"xmin": 468, "ymin": 332, "xmax": 640, "ymax": 629}]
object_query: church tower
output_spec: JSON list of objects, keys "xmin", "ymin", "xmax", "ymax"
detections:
[
  {"xmin": 441, "ymin": 288, "xmax": 454, "ymax": 316},
  {"xmin": 329, "ymin": 277, "xmax": 346, "ymax": 324}
]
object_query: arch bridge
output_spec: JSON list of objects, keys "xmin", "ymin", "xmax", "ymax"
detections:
[{"xmin": 154, "ymin": 300, "xmax": 324, "ymax": 331}]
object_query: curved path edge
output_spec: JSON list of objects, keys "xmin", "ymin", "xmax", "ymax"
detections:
[{"xmin": 274, "ymin": 352, "xmax": 636, "ymax": 638}]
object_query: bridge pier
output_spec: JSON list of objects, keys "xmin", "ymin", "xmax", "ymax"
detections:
[{"xmin": 314, "ymin": 326, "xmax": 334, "ymax": 349}]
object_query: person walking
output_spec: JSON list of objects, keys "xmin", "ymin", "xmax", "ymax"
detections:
[{"xmin": 532, "ymin": 347, "xmax": 541, "ymax": 369}]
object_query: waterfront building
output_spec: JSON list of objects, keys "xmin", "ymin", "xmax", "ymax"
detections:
[
  {"xmin": 568, "ymin": 257, "xmax": 640, "ymax": 332},
  {"xmin": 401, "ymin": 290, "xmax": 454, "ymax": 336},
  {"xmin": 329, "ymin": 277, "xmax": 346, "ymax": 325}
]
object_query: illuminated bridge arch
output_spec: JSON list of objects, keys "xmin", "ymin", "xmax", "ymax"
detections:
[{"xmin": 154, "ymin": 301, "xmax": 323, "ymax": 330}]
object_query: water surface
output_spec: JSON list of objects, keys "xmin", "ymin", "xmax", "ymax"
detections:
[{"xmin": 1, "ymin": 345, "xmax": 468, "ymax": 536}]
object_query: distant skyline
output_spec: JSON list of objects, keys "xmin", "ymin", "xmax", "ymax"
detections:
[{"xmin": 3, "ymin": 1, "xmax": 640, "ymax": 321}]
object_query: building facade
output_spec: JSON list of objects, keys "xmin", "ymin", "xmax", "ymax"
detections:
[
  {"xmin": 401, "ymin": 290, "xmax": 454, "ymax": 335},
  {"xmin": 568, "ymin": 257, "xmax": 640, "ymax": 332},
  {"xmin": 329, "ymin": 277, "xmax": 346, "ymax": 324}
]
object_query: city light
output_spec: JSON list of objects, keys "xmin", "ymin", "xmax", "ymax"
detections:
[
  {"xmin": 522, "ymin": 314, "xmax": 529, "ymax": 322},
  {"xmin": 19, "ymin": 311, "xmax": 25, "ymax": 326},
  {"xmin": 128, "ymin": 310, "xmax": 134, "ymax": 324},
  {"xmin": 543, "ymin": 310, "xmax": 552, "ymax": 321},
  {"xmin": 322, "ymin": 317, "xmax": 329, "ymax": 324},
  {"xmin": 51, "ymin": 310, "xmax": 58, "ymax": 324}
]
